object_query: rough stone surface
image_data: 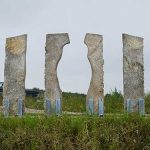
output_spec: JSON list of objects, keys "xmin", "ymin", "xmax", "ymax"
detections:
[
  {"xmin": 84, "ymin": 33, "xmax": 104, "ymax": 113},
  {"xmin": 123, "ymin": 33, "xmax": 144, "ymax": 112},
  {"xmin": 3, "ymin": 34, "xmax": 27, "ymax": 115},
  {"xmin": 45, "ymin": 33, "xmax": 70, "ymax": 113}
]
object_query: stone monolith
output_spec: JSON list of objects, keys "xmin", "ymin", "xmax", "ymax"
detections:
[
  {"xmin": 84, "ymin": 33, "xmax": 104, "ymax": 113},
  {"xmin": 3, "ymin": 34, "xmax": 27, "ymax": 116},
  {"xmin": 123, "ymin": 33, "xmax": 144, "ymax": 113},
  {"xmin": 45, "ymin": 33, "xmax": 70, "ymax": 114}
]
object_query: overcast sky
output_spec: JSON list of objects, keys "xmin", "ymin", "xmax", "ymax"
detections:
[{"xmin": 0, "ymin": 0, "xmax": 150, "ymax": 94}]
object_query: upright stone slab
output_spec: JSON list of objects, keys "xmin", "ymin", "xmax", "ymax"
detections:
[
  {"xmin": 84, "ymin": 33, "xmax": 104, "ymax": 113},
  {"xmin": 3, "ymin": 34, "xmax": 27, "ymax": 116},
  {"xmin": 45, "ymin": 33, "xmax": 70, "ymax": 114},
  {"xmin": 123, "ymin": 34, "xmax": 144, "ymax": 113}
]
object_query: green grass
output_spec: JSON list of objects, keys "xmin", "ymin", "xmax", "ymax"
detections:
[
  {"xmin": 145, "ymin": 93, "xmax": 150, "ymax": 114},
  {"xmin": 24, "ymin": 92, "xmax": 87, "ymax": 112},
  {"xmin": 1, "ymin": 91, "xmax": 150, "ymax": 149},
  {"xmin": 1, "ymin": 89, "xmax": 150, "ymax": 114},
  {"xmin": 23, "ymin": 90, "xmax": 135, "ymax": 114},
  {"xmin": 25, "ymin": 90, "xmax": 124, "ymax": 113},
  {"xmin": 0, "ymin": 115, "xmax": 150, "ymax": 149},
  {"xmin": 62, "ymin": 92, "xmax": 86, "ymax": 112},
  {"xmin": 104, "ymin": 89, "xmax": 124, "ymax": 113},
  {"xmin": 25, "ymin": 96, "xmax": 44, "ymax": 110}
]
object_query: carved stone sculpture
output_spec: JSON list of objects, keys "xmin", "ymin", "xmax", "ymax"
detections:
[
  {"xmin": 84, "ymin": 33, "xmax": 104, "ymax": 113},
  {"xmin": 45, "ymin": 33, "xmax": 70, "ymax": 114},
  {"xmin": 123, "ymin": 33, "xmax": 144, "ymax": 113},
  {"xmin": 3, "ymin": 34, "xmax": 27, "ymax": 116}
]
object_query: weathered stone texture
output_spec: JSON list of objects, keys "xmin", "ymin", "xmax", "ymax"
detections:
[
  {"xmin": 3, "ymin": 34, "xmax": 27, "ymax": 115},
  {"xmin": 123, "ymin": 33, "xmax": 144, "ymax": 112},
  {"xmin": 45, "ymin": 33, "xmax": 70, "ymax": 112},
  {"xmin": 84, "ymin": 33, "xmax": 104, "ymax": 113}
]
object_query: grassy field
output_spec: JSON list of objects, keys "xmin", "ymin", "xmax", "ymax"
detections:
[
  {"xmin": 0, "ymin": 90, "xmax": 150, "ymax": 149},
  {"xmin": 25, "ymin": 90, "xmax": 150, "ymax": 114},
  {"xmin": 1, "ymin": 89, "xmax": 150, "ymax": 114},
  {"xmin": 0, "ymin": 115, "xmax": 150, "ymax": 149},
  {"xmin": 24, "ymin": 90, "xmax": 124, "ymax": 113}
]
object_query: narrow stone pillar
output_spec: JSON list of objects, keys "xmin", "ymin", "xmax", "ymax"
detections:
[
  {"xmin": 3, "ymin": 34, "xmax": 27, "ymax": 116},
  {"xmin": 84, "ymin": 33, "xmax": 104, "ymax": 113},
  {"xmin": 123, "ymin": 33, "xmax": 144, "ymax": 113},
  {"xmin": 45, "ymin": 33, "xmax": 70, "ymax": 114}
]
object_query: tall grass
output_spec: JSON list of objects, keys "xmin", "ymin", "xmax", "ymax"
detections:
[
  {"xmin": 104, "ymin": 89, "xmax": 124, "ymax": 113},
  {"xmin": 145, "ymin": 93, "xmax": 150, "ymax": 114},
  {"xmin": 24, "ymin": 90, "xmax": 126, "ymax": 113},
  {"xmin": 1, "ymin": 90, "xmax": 150, "ymax": 113},
  {"xmin": 62, "ymin": 92, "xmax": 86, "ymax": 112},
  {"xmin": 0, "ymin": 91, "xmax": 150, "ymax": 149},
  {"xmin": 25, "ymin": 96, "xmax": 43, "ymax": 110},
  {"xmin": 0, "ymin": 115, "xmax": 150, "ymax": 149}
]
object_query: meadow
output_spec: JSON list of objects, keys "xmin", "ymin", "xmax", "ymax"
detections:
[
  {"xmin": 0, "ymin": 90, "xmax": 150, "ymax": 149},
  {"xmin": 24, "ymin": 89, "xmax": 150, "ymax": 114}
]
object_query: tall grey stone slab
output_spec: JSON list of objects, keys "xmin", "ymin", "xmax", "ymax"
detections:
[
  {"xmin": 84, "ymin": 33, "xmax": 104, "ymax": 113},
  {"xmin": 123, "ymin": 33, "xmax": 144, "ymax": 113},
  {"xmin": 3, "ymin": 34, "xmax": 27, "ymax": 116},
  {"xmin": 45, "ymin": 33, "xmax": 70, "ymax": 114}
]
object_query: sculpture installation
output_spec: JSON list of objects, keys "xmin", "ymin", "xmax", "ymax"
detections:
[
  {"xmin": 3, "ymin": 34, "xmax": 27, "ymax": 116},
  {"xmin": 84, "ymin": 33, "xmax": 104, "ymax": 114},
  {"xmin": 45, "ymin": 33, "xmax": 70, "ymax": 115},
  {"xmin": 123, "ymin": 33, "xmax": 144, "ymax": 114}
]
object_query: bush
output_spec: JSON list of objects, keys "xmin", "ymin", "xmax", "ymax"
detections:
[{"xmin": 0, "ymin": 115, "xmax": 150, "ymax": 149}]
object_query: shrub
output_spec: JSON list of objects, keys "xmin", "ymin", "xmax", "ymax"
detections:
[{"xmin": 0, "ymin": 115, "xmax": 150, "ymax": 149}]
